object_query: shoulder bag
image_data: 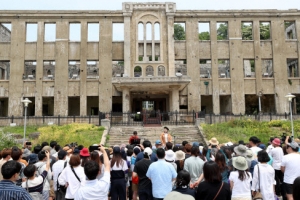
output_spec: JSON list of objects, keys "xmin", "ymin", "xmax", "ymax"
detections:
[
  {"xmin": 25, "ymin": 179, "xmax": 43, "ymax": 200},
  {"xmin": 213, "ymin": 182, "xmax": 224, "ymax": 200},
  {"xmin": 71, "ymin": 166, "xmax": 81, "ymax": 182},
  {"xmin": 57, "ymin": 161, "xmax": 67, "ymax": 193},
  {"xmin": 253, "ymin": 165, "xmax": 263, "ymax": 200}
]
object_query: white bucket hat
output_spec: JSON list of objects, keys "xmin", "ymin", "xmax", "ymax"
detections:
[{"xmin": 232, "ymin": 156, "xmax": 248, "ymax": 171}]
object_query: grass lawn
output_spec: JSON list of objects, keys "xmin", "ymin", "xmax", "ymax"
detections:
[
  {"xmin": 202, "ymin": 119, "xmax": 300, "ymax": 145},
  {"xmin": 1, "ymin": 123, "xmax": 104, "ymax": 148}
]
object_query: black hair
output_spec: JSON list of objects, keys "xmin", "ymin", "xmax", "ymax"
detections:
[
  {"xmin": 257, "ymin": 150, "xmax": 270, "ymax": 163},
  {"xmin": 203, "ymin": 161, "xmax": 222, "ymax": 183},
  {"xmin": 1, "ymin": 160, "xmax": 22, "ymax": 179},
  {"xmin": 55, "ymin": 145, "xmax": 61, "ymax": 152},
  {"xmin": 84, "ymin": 161, "xmax": 99, "ymax": 180},
  {"xmin": 38, "ymin": 151, "xmax": 46, "ymax": 161},
  {"xmin": 156, "ymin": 148, "xmax": 165, "ymax": 159},
  {"xmin": 142, "ymin": 140, "xmax": 151, "ymax": 148},
  {"xmin": 11, "ymin": 147, "xmax": 22, "ymax": 161},
  {"xmin": 23, "ymin": 164, "xmax": 36, "ymax": 178},
  {"xmin": 77, "ymin": 145, "xmax": 84, "ymax": 151},
  {"xmin": 34, "ymin": 145, "xmax": 42, "ymax": 154},
  {"xmin": 127, "ymin": 149, "xmax": 133, "ymax": 157},
  {"xmin": 191, "ymin": 146, "xmax": 199, "ymax": 156},
  {"xmin": 249, "ymin": 136, "xmax": 260, "ymax": 144},
  {"xmin": 182, "ymin": 141, "xmax": 188, "ymax": 147},
  {"xmin": 166, "ymin": 142, "xmax": 173, "ymax": 150},
  {"xmin": 293, "ymin": 176, "xmax": 300, "ymax": 200},
  {"xmin": 41, "ymin": 142, "xmax": 49, "ymax": 149},
  {"xmin": 50, "ymin": 141, "xmax": 57, "ymax": 148},
  {"xmin": 133, "ymin": 131, "xmax": 137, "ymax": 135},
  {"xmin": 176, "ymin": 170, "xmax": 191, "ymax": 188},
  {"xmin": 238, "ymin": 170, "xmax": 250, "ymax": 181},
  {"xmin": 215, "ymin": 152, "xmax": 227, "ymax": 172}
]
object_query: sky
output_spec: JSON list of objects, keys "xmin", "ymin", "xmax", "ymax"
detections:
[{"xmin": 1, "ymin": 0, "xmax": 299, "ymax": 10}]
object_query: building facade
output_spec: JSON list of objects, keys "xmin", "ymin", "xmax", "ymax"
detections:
[{"xmin": 0, "ymin": 2, "xmax": 299, "ymax": 117}]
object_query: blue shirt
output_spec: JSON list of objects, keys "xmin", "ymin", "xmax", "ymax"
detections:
[
  {"xmin": 136, "ymin": 151, "xmax": 158, "ymax": 163},
  {"xmin": 0, "ymin": 180, "xmax": 33, "ymax": 200},
  {"xmin": 146, "ymin": 159, "xmax": 177, "ymax": 198}
]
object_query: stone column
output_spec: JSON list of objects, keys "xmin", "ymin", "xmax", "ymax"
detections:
[
  {"xmin": 124, "ymin": 16, "xmax": 131, "ymax": 77},
  {"xmin": 80, "ymin": 21, "xmax": 87, "ymax": 116},
  {"xmin": 167, "ymin": 16, "xmax": 175, "ymax": 76},
  {"xmin": 122, "ymin": 87, "xmax": 130, "ymax": 113},
  {"xmin": 253, "ymin": 20, "xmax": 263, "ymax": 97},
  {"xmin": 172, "ymin": 89, "xmax": 179, "ymax": 112}
]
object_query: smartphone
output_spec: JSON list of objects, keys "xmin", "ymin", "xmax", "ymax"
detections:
[
  {"xmin": 26, "ymin": 142, "xmax": 32, "ymax": 145},
  {"xmin": 89, "ymin": 145, "xmax": 99, "ymax": 152}
]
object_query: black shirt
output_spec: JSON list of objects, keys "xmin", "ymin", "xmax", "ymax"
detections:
[
  {"xmin": 196, "ymin": 181, "xmax": 231, "ymax": 200},
  {"xmin": 173, "ymin": 186, "xmax": 196, "ymax": 198},
  {"xmin": 133, "ymin": 159, "xmax": 152, "ymax": 190}
]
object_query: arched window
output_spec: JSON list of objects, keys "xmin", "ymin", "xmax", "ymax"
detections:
[
  {"xmin": 154, "ymin": 22, "xmax": 160, "ymax": 40},
  {"xmin": 158, "ymin": 65, "xmax": 165, "ymax": 76},
  {"xmin": 146, "ymin": 66, "xmax": 154, "ymax": 76},
  {"xmin": 134, "ymin": 66, "xmax": 142, "ymax": 77},
  {"xmin": 138, "ymin": 23, "xmax": 144, "ymax": 40},
  {"xmin": 146, "ymin": 23, "xmax": 152, "ymax": 40}
]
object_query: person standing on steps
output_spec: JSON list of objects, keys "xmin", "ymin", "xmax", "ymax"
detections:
[
  {"xmin": 160, "ymin": 127, "xmax": 172, "ymax": 147},
  {"xmin": 129, "ymin": 131, "xmax": 140, "ymax": 145}
]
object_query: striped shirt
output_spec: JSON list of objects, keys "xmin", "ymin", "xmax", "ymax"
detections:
[{"xmin": 0, "ymin": 180, "xmax": 33, "ymax": 200}]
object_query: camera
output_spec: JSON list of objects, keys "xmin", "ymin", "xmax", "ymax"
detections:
[
  {"xmin": 280, "ymin": 133, "xmax": 292, "ymax": 144},
  {"xmin": 69, "ymin": 142, "xmax": 78, "ymax": 148},
  {"xmin": 89, "ymin": 145, "xmax": 100, "ymax": 152},
  {"xmin": 26, "ymin": 142, "xmax": 32, "ymax": 145}
]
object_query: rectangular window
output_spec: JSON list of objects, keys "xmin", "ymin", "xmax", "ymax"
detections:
[
  {"xmin": 261, "ymin": 59, "xmax": 273, "ymax": 78},
  {"xmin": 87, "ymin": 61, "xmax": 99, "ymax": 79},
  {"xmin": 217, "ymin": 22, "xmax": 228, "ymax": 40},
  {"xmin": 26, "ymin": 23, "xmax": 38, "ymax": 42},
  {"xmin": 243, "ymin": 59, "xmax": 255, "ymax": 77},
  {"xmin": 112, "ymin": 61, "xmax": 124, "ymax": 77},
  {"xmin": 0, "ymin": 23, "xmax": 11, "ymax": 42},
  {"xmin": 88, "ymin": 23, "xmax": 99, "ymax": 41},
  {"xmin": 0, "ymin": 61, "xmax": 10, "ymax": 80},
  {"xmin": 242, "ymin": 22, "xmax": 253, "ymax": 40},
  {"xmin": 198, "ymin": 22, "xmax": 210, "ymax": 40},
  {"xmin": 218, "ymin": 59, "xmax": 230, "ymax": 78},
  {"xmin": 68, "ymin": 61, "xmax": 80, "ymax": 79},
  {"xmin": 175, "ymin": 60, "xmax": 187, "ymax": 75},
  {"xmin": 113, "ymin": 23, "xmax": 124, "ymax": 41},
  {"xmin": 285, "ymin": 21, "xmax": 297, "ymax": 39},
  {"xmin": 69, "ymin": 23, "xmax": 81, "ymax": 41},
  {"xmin": 44, "ymin": 23, "xmax": 56, "ymax": 42},
  {"xmin": 200, "ymin": 59, "xmax": 211, "ymax": 78},
  {"xmin": 260, "ymin": 22, "xmax": 271, "ymax": 40},
  {"xmin": 43, "ymin": 61, "xmax": 55, "ymax": 80},
  {"xmin": 174, "ymin": 23, "xmax": 186, "ymax": 40},
  {"xmin": 24, "ymin": 61, "xmax": 36, "ymax": 80},
  {"xmin": 287, "ymin": 59, "xmax": 299, "ymax": 77}
]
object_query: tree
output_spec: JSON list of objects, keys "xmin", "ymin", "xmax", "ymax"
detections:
[
  {"xmin": 174, "ymin": 24, "xmax": 186, "ymax": 40},
  {"xmin": 242, "ymin": 24, "xmax": 253, "ymax": 40},
  {"xmin": 217, "ymin": 23, "xmax": 228, "ymax": 40},
  {"xmin": 199, "ymin": 31, "xmax": 210, "ymax": 40},
  {"xmin": 260, "ymin": 23, "xmax": 270, "ymax": 40}
]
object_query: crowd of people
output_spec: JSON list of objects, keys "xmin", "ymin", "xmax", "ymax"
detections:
[{"xmin": 0, "ymin": 125, "xmax": 300, "ymax": 200}]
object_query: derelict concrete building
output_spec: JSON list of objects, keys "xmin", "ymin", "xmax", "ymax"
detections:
[{"xmin": 0, "ymin": 2, "xmax": 300, "ymax": 117}]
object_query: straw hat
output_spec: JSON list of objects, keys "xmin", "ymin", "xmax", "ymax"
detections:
[
  {"xmin": 208, "ymin": 137, "xmax": 219, "ymax": 146},
  {"xmin": 232, "ymin": 156, "xmax": 248, "ymax": 170},
  {"xmin": 272, "ymin": 138, "xmax": 281, "ymax": 146},
  {"xmin": 234, "ymin": 144, "xmax": 248, "ymax": 156},
  {"xmin": 175, "ymin": 150, "xmax": 185, "ymax": 161},
  {"xmin": 164, "ymin": 191, "xmax": 194, "ymax": 200}
]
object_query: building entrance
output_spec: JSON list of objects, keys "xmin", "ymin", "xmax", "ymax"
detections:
[{"xmin": 132, "ymin": 98, "xmax": 167, "ymax": 113}]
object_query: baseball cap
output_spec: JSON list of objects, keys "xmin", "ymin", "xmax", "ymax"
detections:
[
  {"xmin": 155, "ymin": 140, "xmax": 162, "ymax": 145},
  {"xmin": 288, "ymin": 141, "xmax": 299, "ymax": 150}
]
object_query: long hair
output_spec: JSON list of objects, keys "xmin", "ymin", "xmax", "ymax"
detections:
[
  {"xmin": 203, "ymin": 161, "xmax": 222, "ymax": 183},
  {"xmin": 238, "ymin": 170, "xmax": 250, "ymax": 181},
  {"xmin": 215, "ymin": 152, "xmax": 226, "ymax": 172},
  {"xmin": 293, "ymin": 177, "xmax": 300, "ymax": 200},
  {"xmin": 176, "ymin": 170, "xmax": 190, "ymax": 188},
  {"xmin": 111, "ymin": 152, "xmax": 123, "ymax": 168}
]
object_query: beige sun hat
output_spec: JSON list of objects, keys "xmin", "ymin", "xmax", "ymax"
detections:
[
  {"xmin": 234, "ymin": 144, "xmax": 248, "ymax": 156},
  {"xmin": 175, "ymin": 150, "xmax": 185, "ymax": 161},
  {"xmin": 232, "ymin": 156, "xmax": 248, "ymax": 171},
  {"xmin": 245, "ymin": 149, "xmax": 254, "ymax": 160},
  {"xmin": 208, "ymin": 137, "xmax": 219, "ymax": 146}
]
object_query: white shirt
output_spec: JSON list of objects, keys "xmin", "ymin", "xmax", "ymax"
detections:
[
  {"xmin": 229, "ymin": 171, "xmax": 252, "ymax": 198},
  {"xmin": 52, "ymin": 160, "xmax": 67, "ymax": 191},
  {"xmin": 266, "ymin": 144, "xmax": 274, "ymax": 153},
  {"xmin": 251, "ymin": 164, "xmax": 276, "ymax": 200},
  {"xmin": 164, "ymin": 133, "xmax": 168, "ymax": 143},
  {"xmin": 34, "ymin": 161, "xmax": 52, "ymax": 191},
  {"xmin": 268, "ymin": 147, "xmax": 283, "ymax": 170},
  {"xmin": 74, "ymin": 171, "xmax": 110, "ymax": 200},
  {"xmin": 250, "ymin": 146, "xmax": 262, "ymax": 160},
  {"xmin": 58, "ymin": 165, "xmax": 86, "ymax": 199},
  {"xmin": 281, "ymin": 153, "xmax": 300, "ymax": 184}
]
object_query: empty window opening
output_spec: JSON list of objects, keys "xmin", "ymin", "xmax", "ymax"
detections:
[
  {"xmin": 201, "ymin": 96, "xmax": 213, "ymax": 114},
  {"xmin": 26, "ymin": 23, "xmax": 38, "ymax": 42},
  {"xmin": 24, "ymin": 61, "xmax": 36, "ymax": 80},
  {"xmin": 42, "ymin": 97, "xmax": 54, "ymax": 116},
  {"xmin": 217, "ymin": 22, "xmax": 228, "ymax": 40},
  {"xmin": 112, "ymin": 61, "xmax": 124, "ymax": 77},
  {"xmin": 23, "ymin": 97, "xmax": 35, "ymax": 116},
  {"xmin": 138, "ymin": 23, "xmax": 144, "ymax": 40},
  {"xmin": 87, "ymin": 96, "xmax": 99, "ymax": 115},
  {"xmin": 0, "ymin": 23, "xmax": 11, "ymax": 42},
  {"xmin": 261, "ymin": 59, "xmax": 273, "ymax": 78},
  {"xmin": 146, "ymin": 23, "xmax": 152, "ymax": 40},
  {"xmin": 260, "ymin": 22, "xmax": 271, "ymax": 40},
  {"xmin": 43, "ymin": 61, "xmax": 55, "ymax": 80},
  {"xmin": 68, "ymin": 97, "xmax": 80, "ymax": 116},
  {"xmin": 146, "ymin": 66, "xmax": 154, "ymax": 76},
  {"xmin": 285, "ymin": 21, "xmax": 296, "ymax": 39},
  {"xmin": 88, "ymin": 23, "xmax": 99, "ymax": 41},
  {"xmin": 158, "ymin": 65, "xmax": 165, "ymax": 76},
  {"xmin": 134, "ymin": 66, "xmax": 142, "ymax": 77},
  {"xmin": 200, "ymin": 59, "xmax": 211, "ymax": 78},
  {"xmin": 44, "ymin": 23, "xmax": 56, "ymax": 42},
  {"xmin": 287, "ymin": 59, "xmax": 298, "ymax": 77},
  {"xmin": 87, "ymin": 61, "xmax": 99, "ymax": 79},
  {"xmin": 174, "ymin": 23, "xmax": 186, "ymax": 40},
  {"xmin": 244, "ymin": 60, "xmax": 255, "ymax": 77},
  {"xmin": 0, "ymin": 98, "xmax": 8, "ymax": 117},
  {"xmin": 113, "ymin": 23, "xmax": 124, "ymax": 41},
  {"xmin": 154, "ymin": 23, "xmax": 160, "ymax": 40},
  {"xmin": 218, "ymin": 60, "xmax": 230, "ymax": 78},
  {"xmin": 0, "ymin": 61, "xmax": 10, "ymax": 80},
  {"xmin": 242, "ymin": 22, "xmax": 253, "ymax": 40},
  {"xmin": 69, "ymin": 23, "xmax": 81, "ymax": 41},
  {"xmin": 175, "ymin": 60, "xmax": 187, "ymax": 75},
  {"xmin": 112, "ymin": 96, "xmax": 122, "ymax": 112},
  {"xmin": 220, "ymin": 95, "xmax": 232, "ymax": 114},
  {"xmin": 198, "ymin": 22, "xmax": 210, "ymax": 40},
  {"xmin": 146, "ymin": 43, "xmax": 152, "ymax": 61},
  {"xmin": 143, "ymin": 101, "xmax": 154, "ymax": 111},
  {"xmin": 68, "ymin": 61, "xmax": 80, "ymax": 79}
]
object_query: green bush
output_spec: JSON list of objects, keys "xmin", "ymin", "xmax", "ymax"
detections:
[{"xmin": 0, "ymin": 132, "xmax": 19, "ymax": 149}]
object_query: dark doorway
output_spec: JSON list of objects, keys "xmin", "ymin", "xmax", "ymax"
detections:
[{"xmin": 132, "ymin": 98, "xmax": 166, "ymax": 113}]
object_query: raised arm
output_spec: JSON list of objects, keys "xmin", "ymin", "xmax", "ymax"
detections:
[{"xmin": 99, "ymin": 145, "xmax": 110, "ymax": 172}]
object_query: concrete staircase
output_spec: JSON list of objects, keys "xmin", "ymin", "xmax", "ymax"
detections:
[{"xmin": 106, "ymin": 125, "xmax": 205, "ymax": 147}]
